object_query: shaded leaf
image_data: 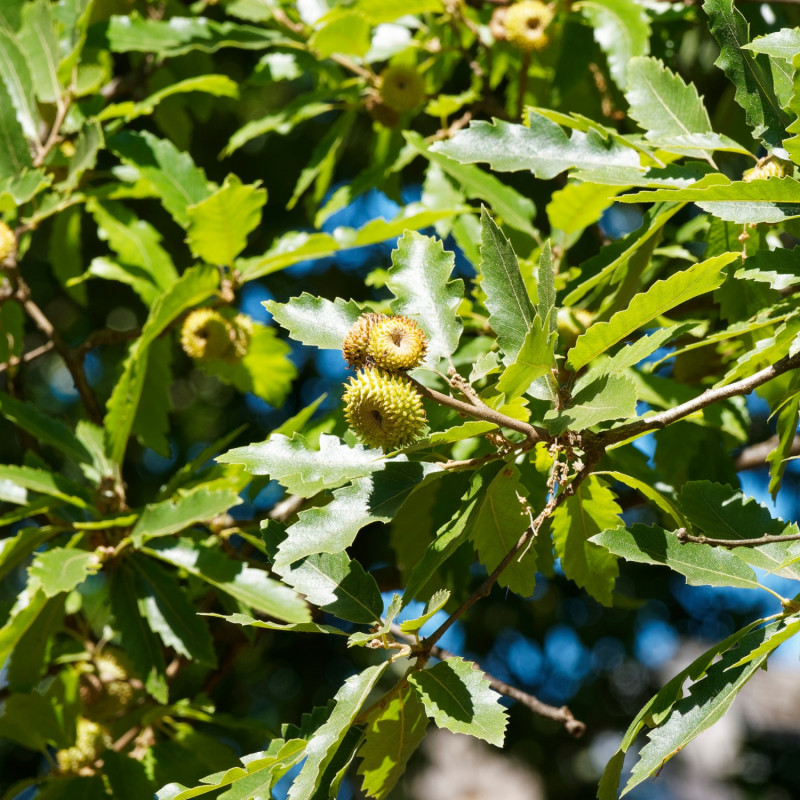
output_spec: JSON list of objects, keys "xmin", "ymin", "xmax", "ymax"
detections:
[
  {"xmin": 550, "ymin": 476, "xmax": 621, "ymax": 606},
  {"xmin": 408, "ymin": 657, "xmax": 507, "ymax": 746},
  {"xmin": 546, "ymin": 374, "xmax": 638, "ymax": 434}
]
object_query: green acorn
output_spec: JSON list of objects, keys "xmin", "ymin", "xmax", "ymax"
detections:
[
  {"xmin": 378, "ymin": 65, "xmax": 426, "ymax": 114},
  {"xmin": 56, "ymin": 718, "xmax": 110, "ymax": 773},
  {"xmin": 367, "ymin": 316, "xmax": 427, "ymax": 372},
  {"xmin": 504, "ymin": 0, "xmax": 554, "ymax": 51},
  {"xmin": 742, "ymin": 156, "xmax": 792, "ymax": 182},
  {"xmin": 181, "ymin": 309, "xmax": 251, "ymax": 362},
  {"xmin": 343, "ymin": 312, "xmax": 388, "ymax": 369},
  {"xmin": 0, "ymin": 220, "xmax": 15, "ymax": 261},
  {"xmin": 343, "ymin": 369, "xmax": 426, "ymax": 450},
  {"xmin": 230, "ymin": 313, "xmax": 254, "ymax": 360}
]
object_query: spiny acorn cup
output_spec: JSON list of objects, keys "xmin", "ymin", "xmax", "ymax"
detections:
[
  {"xmin": 0, "ymin": 220, "xmax": 16, "ymax": 261},
  {"xmin": 367, "ymin": 315, "xmax": 427, "ymax": 372},
  {"xmin": 343, "ymin": 369, "xmax": 426, "ymax": 451},
  {"xmin": 56, "ymin": 718, "xmax": 110, "ymax": 773},
  {"xmin": 742, "ymin": 156, "xmax": 792, "ymax": 182},
  {"xmin": 343, "ymin": 312, "xmax": 388, "ymax": 369},
  {"xmin": 504, "ymin": 0, "xmax": 554, "ymax": 51},
  {"xmin": 378, "ymin": 65, "xmax": 426, "ymax": 113},
  {"xmin": 181, "ymin": 309, "xmax": 252, "ymax": 362}
]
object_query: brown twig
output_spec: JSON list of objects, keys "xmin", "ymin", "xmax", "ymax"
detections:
[
  {"xmin": 268, "ymin": 493, "xmax": 306, "ymax": 522},
  {"xmin": 599, "ymin": 349, "xmax": 800, "ymax": 447},
  {"xmin": 735, "ymin": 434, "xmax": 800, "ymax": 471},
  {"xmin": 676, "ymin": 527, "xmax": 800, "ymax": 550},
  {"xmin": 0, "ymin": 341, "xmax": 54, "ymax": 373},
  {"xmin": 391, "ymin": 624, "xmax": 585, "ymax": 736},
  {"xmin": 408, "ymin": 376, "xmax": 550, "ymax": 443}
]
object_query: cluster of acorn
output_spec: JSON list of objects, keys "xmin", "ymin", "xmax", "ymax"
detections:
[
  {"xmin": 180, "ymin": 307, "xmax": 253, "ymax": 363},
  {"xmin": 342, "ymin": 313, "xmax": 429, "ymax": 451}
]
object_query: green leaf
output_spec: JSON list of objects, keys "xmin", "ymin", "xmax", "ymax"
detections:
[
  {"xmin": 109, "ymin": 564, "xmax": 169, "ymax": 702},
  {"xmin": 263, "ymin": 520, "xmax": 384, "ymax": 625},
  {"xmin": 0, "ymin": 77, "xmax": 32, "ymax": 178},
  {"xmin": 85, "ymin": 198, "xmax": 178, "ymax": 301},
  {"xmin": 624, "ymin": 620, "xmax": 784, "ymax": 794},
  {"xmin": 28, "ymin": 548, "xmax": 100, "ymax": 596},
  {"xmin": 128, "ymin": 555, "xmax": 217, "ymax": 667},
  {"xmin": 104, "ymin": 263, "xmax": 219, "ymax": 465},
  {"xmin": 399, "ymin": 589, "xmax": 450, "ymax": 635},
  {"xmin": 204, "ymin": 612, "xmax": 346, "ymax": 636},
  {"xmin": 0, "ymin": 526, "xmax": 55, "ymax": 583},
  {"xmin": 5, "ymin": 593, "xmax": 64, "ymax": 692},
  {"xmin": 0, "ymin": 464, "xmax": 92, "ymax": 509},
  {"xmin": 109, "ymin": 130, "xmax": 211, "ymax": 227},
  {"xmin": 469, "ymin": 464, "xmax": 536, "ymax": 597},
  {"xmin": 310, "ymin": 10, "xmax": 370, "ymax": 58},
  {"xmin": 0, "ymin": 26, "xmax": 41, "ymax": 141},
  {"xmin": 143, "ymin": 538, "xmax": 311, "ymax": 623},
  {"xmin": 186, "ymin": 174, "xmax": 266, "ymax": 267},
  {"xmin": 546, "ymin": 374, "xmax": 638, "ymax": 434},
  {"xmin": 408, "ymin": 657, "xmax": 507, "ymax": 746},
  {"xmin": 387, "ymin": 232, "xmax": 464, "ymax": 364},
  {"xmin": 478, "ymin": 208, "xmax": 535, "ymax": 365},
  {"xmin": 18, "ymin": 0, "xmax": 61, "ymax": 105},
  {"xmin": 288, "ymin": 663, "xmax": 389, "ymax": 800},
  {"xmin": 547, "ymin": 182, "xmax": 621, "ymax": 236},
  {"xmin": 402, "ymin": 466, "xmax": 496, "ymax": 604},
  {"xmin": 266, "ymin": 294, "xmax": 363, "ymax": 351},
  {"xmin": 0, "ymin": 393, "xmax": 91, "ymax": 466},
  {"xmin": 767, "ymin": 384, "xmax": 800, "ymax": 499},
  {"xmin": 432, "ymin": 113, "xmax": 641, "ymax": 180},
  {"xmin": 357, "ymin": 687, "xmax": 429, "ymax": 799},
  {"xmin": 579, "ymin": 0, "xmax": 650, "ymax": 89},
  {"xmin": 550, "ymin": 476, "xmax": 621, "ymax": 606},
  {"xmin": 783, "ymin": 56, "xmax": 800, "ymax": 163},
  {"xmin": 625, "ymin": 56, "xmax": 716, "ymax": 165},
  {"xmin": 619, "ymin": 177, "xmax": 800, "ymax": 223},
  {"xmin": 0, "ymin": 687, "xmax": 69, "ymax": 752},
  {"xmin": 592, "ymin": 524, "xmax": 763, "ymax": 590},
  {"xmin": 102, "ymin": 14, "xmax": 283, "ymax": 56},
  {"xmin": 703, "ymin": 0, "xmax": 787, "ymax": 149},
  {"xmin": 595, "ymin": 471, "xmax": 685, "ymax": 527},
  {"xmin": 676, "ymin": 480, "xmax": 800, "ymax": 580},
  {"xmin": 597, "ymin": 618, "xmax": 767, "ymax": 799},
  {"xmin": 0, "ymin": 588, "xmax": 49, "ymax": 669},
  {"xmin": 404, "ymin": 131, "xmax": 537, "ymax": 236},
  {"xmin": 743, "ymin": 29, "xmax": 800, "ymax": 60},
  {"xmin": 96, "ymin": 74, "xmax": 238, "ymax": 123},
  {"xmin": 218, "ymin": 433, "xmax": 388, "ymax": 498},
  {"xmin": 199, "ymin": 322, "xmax": 296, "ymax": 407},
  {"xmin": 131, "ymin": 485, "xmax": 242, "ymax": 546},
  {"xmin": 103, "ymin": 751, "xmax": 156, "ymax": 800},
  {"xmin": 274, "ymin": 461, "xmax": 443, "ymax": 568},
  {"xmin": 567, "ymin": 252, "xmax": 737, "ymax": 371},
  {"xmin": 353, "ymin": 0, "xmax": 443, "ymax": 23},
  {"xmin": 734, "ymin": 247, "xmax": 800, "ymax": 291}
]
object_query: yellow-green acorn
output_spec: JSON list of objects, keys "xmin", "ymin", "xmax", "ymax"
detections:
[
  {"xmin": 0, "ymin": 220, "xmax": 16, "ymax": 261},
  {"xmin": 181, "ymin": 308, "xmax": 249, "ymax": 362},
  {"xmin": 742, "ymin": 156, "xmax": 792, "ymax": 182},
  {"xmin": 343, "ymin": 312, "xmax": 388, "ymax": 369},
  {"xmin": 378, "ymin": 65, "xmax": 426, "ymax": 114},
  {"xmin": 343, "ymin": 369, "xmax": 426, "ymax": 450},
  {"xmin": 504, "ymin": 0, "xmax": 554, "ymax": 51},
  {"xmin": 367, "ymin": 315, "xmax": 427, "ymax": 372},
  {"xmin": 56, "ymin": 718, "xmax": 110, "ymax": 773}
]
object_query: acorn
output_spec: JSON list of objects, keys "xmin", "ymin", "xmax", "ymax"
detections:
[
  {"xmin": 181, "ymin": 308, "xmax": 250, "ymax": 362},
  {"xmin": 378, "ymin": 65, "xmax": 426, "ymax": 114},
  {"xmin": 504, "ymin": 0, "xmax": 554, "ymax": 51},
  {"xmin": 56, "ymin": 718, "xmax": 110, "ymax": 773},
  {"xmin": 742, "ymin": 155, "xmax": 792, "ymax": 182},
  {"xmin": 343, "ymin": 369, "xmax": 426, "ymax": 450},
  {"xmin": 0, "ymin": 220, "xmax": 16, "ymax": 261},
  {"xmin": 343, "ymin": 312, "xmax": 388, "ymax": 369},
  {"xmin": 367, "ymin": 315, "xmax": 428, "ymax": 372}
]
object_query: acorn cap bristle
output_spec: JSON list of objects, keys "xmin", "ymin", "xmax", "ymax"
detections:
[
  {"xmin": 367, "ymin": 316, "xmax": 428, "ymax": 372},
  {"xmin": 504, "ymin": 0, "xmax": 554, "ymax": 51},
  {"xmin": 343, "ymin": 369, "xmax": 426, "ymax": 451},
  {"xmin": 343, "ymin": 312, "xmax": 387, "ymax": 369}
]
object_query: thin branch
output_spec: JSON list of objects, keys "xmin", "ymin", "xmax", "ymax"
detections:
[
  {"xmin": 600, "ymin": 349, "xmax": 800, "ymax": 447},
  {"xmin": 408, "ymin": 376, "xmax": 550, "ymax": 443},
  {"xmin": 423, "ymin": 458, "xmax": 597, "ymax": 651},
  {"xmin": 676, "ymin": 527, "xmax": 800, "ymax": 550},
  {"xmin": 268, "ymin": 493, "xmax": 306, "ymax": 522},
  {"xmin": 0, "ymin": 341, "xmax": 54, "ymax": 373},
  {"xmin": 391, "ymin": 625, "xmax": 585, "ymax": 737},
  {"xmin": 735, "ymin": 434, "xmax": 800, "ymax": 471}
]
